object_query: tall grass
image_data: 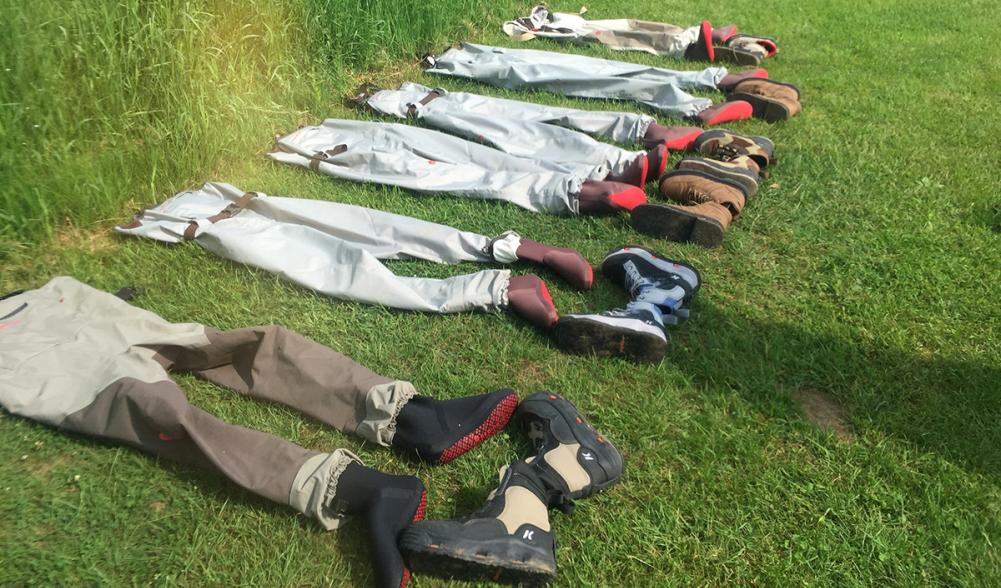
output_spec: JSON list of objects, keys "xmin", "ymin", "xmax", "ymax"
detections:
[{"xmin": 0, "ymin": 0, "xmax": 518, "ymax": 257}]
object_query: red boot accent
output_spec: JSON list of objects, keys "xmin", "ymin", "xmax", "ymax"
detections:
[
  {"xmin": 508, "ymin": 275, "xmax": 559, "ymax": 330},
  {"xmin": 638, "ymin": 153, "xmax": 650, "ymax": 187},
  {"xmin": 608, "ymin": 185, "xmax": 648, "ymax": 212},
  {"xmin": 438, "ymin": 393, "xmax": 519, "ymax": 464},
  {"xmin": 712, "ymin": 24, "xmax": 738, "ymax": 44},
  {"xmin": 700, "ymin": 21, "xmax": 715, "ymax": 62},
  {"xmin": 697, "ymin": 101, "xmax": 753, "ymax": 125},
  {"xmin": 400, "ymin": 490, "xmax": 428, "ymax": 588}
]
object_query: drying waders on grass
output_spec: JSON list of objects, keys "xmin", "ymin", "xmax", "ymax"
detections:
[
  {"xmin": 365, "ymin": 82, "xmax": 649, "ymax": 182},
  {"xmin": 117, "ymin": 182, "xmax": 519, "ymax": 314},
  {"xmin": 0, "ymin": 277, "xmax": 416, "ymax": 531},
  {"xmin": 425, "ymin": 43, "xmax": 727, "ymax": 119},
  {"xmin": 270, "ymin": 119, "xmax": 583, "ymax": 215},
  {"xmin": 503, "ymin": 5, "xmax": 700, "ymax": 59}
]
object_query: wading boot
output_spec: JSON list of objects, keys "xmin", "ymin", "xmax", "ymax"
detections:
[
  {"xmin": 393, "ymin": 389, "xmax": 520, "ymax": 464},
  {"xmin": 674, "ymin": 156, "xmax": 760, "ymax": 196},
  {"xmin": 728, "ymin": 34, "xmax": 779, "ymax": 58},
  {"xmin": 600, "ymin": 246, "xmax": 701, "ymax": 318},
  {"xmin": 333, "ymin": 463, "xmax": 427, "ymax": 588},
  {"xmin": 630, "ymin": 201, "xmax": 733, "ymax": 248},
  {"xmin": 400, "ymin": 460, "xmax": 558, "ymax": 584},
  {"xmin": 692, "ymin": 129, "xmax": 776, "ymax": 168},
  {"xmin": 517, "ymin": 391, "xmax": 624, "ymax": 502},
  {"xmin": 553, "ymin": 301, "xmax": 669, "ymax": 363},
  {"xmin": 726, "ymin": 78, "xmax": 802, "ymax": 122}
]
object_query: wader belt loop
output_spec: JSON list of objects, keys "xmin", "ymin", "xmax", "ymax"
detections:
[
  {"xmin": 406, "ymin": 90, "xmax": 443, "ymax": 117},
  {"xmin": 309, "ymin": 145, "xmax": 347, "ymax": 171},
  {"xmin": 182, "ymin": 192, "xmax": 260, "ymax": 240}
]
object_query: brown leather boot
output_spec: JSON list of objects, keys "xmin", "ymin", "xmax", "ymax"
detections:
[
  {"xmin": 675, "ymin": 156, "xmax": 760, "ymax": 196},
  {"xmin": 641, "ymin": 124, "xmax": 702, "ymax": 150},
  {"xmin": 692, "ymin": 129, "xmax": 775, "ymax": 168},
  {"xmin": 727, "ymin": 78, "xmax": 802, "ymax": 122},
  {"xmin": 630, "ymin": 201, "xmax": 733, "ymax": 248},
  {"xmin": 659, "ymin": 170, "xmax": 748, "ymax": 219}
]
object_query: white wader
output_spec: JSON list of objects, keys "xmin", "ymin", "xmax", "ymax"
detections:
[
  {"xmin": 365, "ymin": 82, "xmax": 645, "ymax": 180},
  {"xmin": 116, "ymin": 182, "xmax": 530, "ymax": 314},
  {"xmin": 425, "ymin": 43, "xmax": 727, "ymax": 119},
  {"xmin": 503, "ymin": 5, "xmax": 700, "ymax": 59},
  {"xmin": 269, "ymin": 120, "xmax": 583, "ymax": 215}
]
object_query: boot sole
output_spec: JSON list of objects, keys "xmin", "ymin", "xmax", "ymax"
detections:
[
  {"xmin": 553, "ymin": 315, "xmax": 667, "ymax": 363},
  {"xmin": 401, "ymin": 528, "xmax": 556, "ymax": 586},
  {"xmin": 517, "ymin": 392, "xmax": 625, "ymax": 498},
  {"xmin": 728, "ymin": 93, "xmax": 791, "ymax": 122},
  {"xmin": 630, "ymin": 204, "xmax": 726, "ymax": 248}
]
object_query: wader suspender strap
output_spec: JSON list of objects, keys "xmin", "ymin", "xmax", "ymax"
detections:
[
  {"xmin": 308, "ymin": 144, "xmax": 348, "ymax": 171},
  {"xmin": 182, "ymin": 191, "xmax": 259, "ymax": 240},
  {"xmin": 406, "ymin": 90, "xmax": 444, "ymax": 118}
]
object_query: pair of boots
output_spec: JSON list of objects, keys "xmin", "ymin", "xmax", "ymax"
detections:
[
  {"xmin": 631, "ymin": 129, "xmax": 776, "ymax": 248},
  {"xmin": 333, "ymin": 387, "xmax": 521, "ymax": 587},
  {"xmin": 685, "ymin": 20, "xmax": 779, "ymax": 66},
  {"xmin": 553, "ymin": 246, "xmax": 701, "ymax": 363},
  {"xmin": 401, "ymin": 391, "xmax": 624, "ymax": 585}
]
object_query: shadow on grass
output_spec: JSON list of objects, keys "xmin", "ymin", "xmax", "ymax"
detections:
[{"xmin": 671, "ymin": 302, "xmax": 1001, "ymax": 475}]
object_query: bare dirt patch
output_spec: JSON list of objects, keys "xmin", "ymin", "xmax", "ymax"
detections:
[{"xmin": 794, "ymin": 390, "xmax": 856, "ymax": 442}]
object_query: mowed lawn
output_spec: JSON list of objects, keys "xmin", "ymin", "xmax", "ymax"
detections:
[{"xmin": 2, "ymin": 0, "xmax": 1000, "ymax": 585}]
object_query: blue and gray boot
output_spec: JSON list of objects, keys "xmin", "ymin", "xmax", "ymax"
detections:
[
  {"xmin": 553, "ymin": 301, "xmax": 670, "ymax": 363},
  {"xmin": 600, "ymin": 246, "xmax": 701, "ymax": 323}
]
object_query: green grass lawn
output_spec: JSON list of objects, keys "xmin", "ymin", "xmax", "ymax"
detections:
[{"xmin": 2, "ymin": 0, "xmax": 1000, "ymax": 585}]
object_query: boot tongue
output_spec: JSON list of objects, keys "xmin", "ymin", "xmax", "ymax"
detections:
[{"xmin": 624, "ymin": 261, "xmax": 689, "ymax": 309}]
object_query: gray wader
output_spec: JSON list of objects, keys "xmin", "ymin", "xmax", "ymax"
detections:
[
  {"xmin": 503, "ymin": 5, "xmax": 700, "ymax": 59},
  {"xmin": 0, "ymin": 277, "xmax": 420, "ymax": 529},
  {"xmin": 116, "ymin": 182, "xmax": 526, "ymax": 314},
  {"xmin": 269, "ymin": 120, "xmax": 583, "ymax": 215},
  {"xmin": 425, "ymin": 43, "xmax": 728, "ymax": 119},
  {"xmin": 365, "ymin": 82, "xmax": 645, "ymax": 180}
]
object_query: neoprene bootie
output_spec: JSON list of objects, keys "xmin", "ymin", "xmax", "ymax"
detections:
[
  {"xmin": 515, "ymin": 238, "xmax": 594, "ymax": 290},
  {"xmin": 575, "ymin": 180, "xmax": 647, "ymax": 214},
  {"xmin": 696, "ymin": 101, "xmax": 754, "ymax": 125},
  {"xmin": 507, "ymin": 275, "xmax": 559, "ymax": 331},
  {"xmin": 718, "ymin": 68, "xmax": 769, "ymax": 92},
  {"xmin": 683, "ymin": 20, "xmax": 715, "ymax": 61},
  {"xmin": 400, "ymin": 460, "xmax": 558, "ymax": 584},
  {"xmin": 641, "ymin": 124, "xmax": 703, "ymax": 151},
  {"xmin": 600, "ymin": 246, "xmax": 701, "ymax": 317},
  {"xmin": 605, "ymin": 152, "xmax": 649, "ymax": 187},
  {"xmin": 334, "ymin": 463, "xmax": 427, "ymax": 588},
  {"xmin": 393, "ymin": 389, "xmax": 520, "ymax": 464}
]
